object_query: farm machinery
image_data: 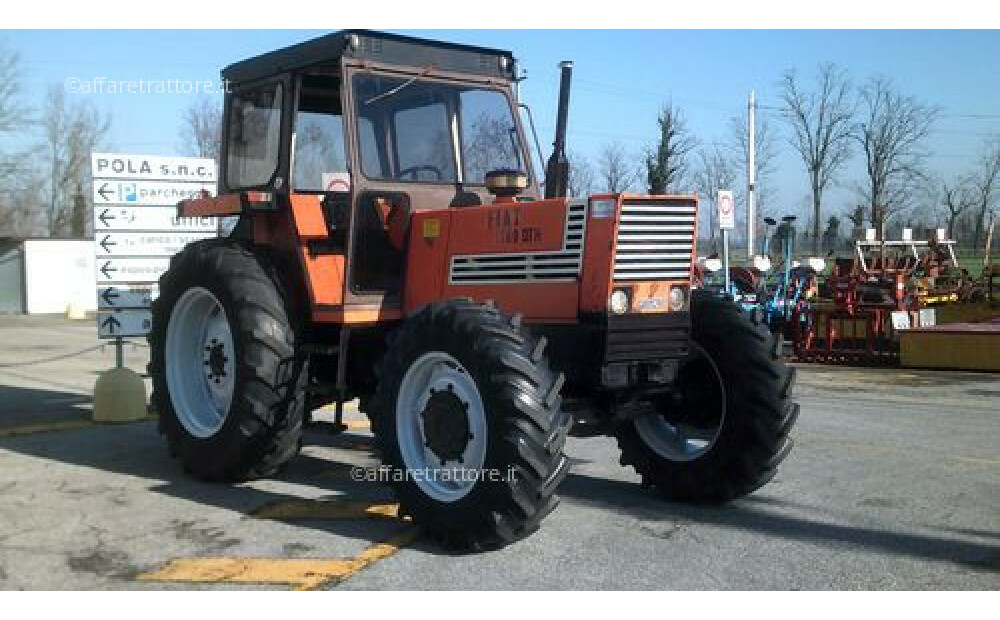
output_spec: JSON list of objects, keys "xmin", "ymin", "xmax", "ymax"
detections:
[
  {"xmin": 698, "ymin": 214, "xmax": 821, "ymax": 355},
  {"xmin": 148, "ymin": 30, "xmax": 798, "ymax": 550},
  {"xmin": 791, "ymin": 231, "xmax": 977, "ymax": 364}
]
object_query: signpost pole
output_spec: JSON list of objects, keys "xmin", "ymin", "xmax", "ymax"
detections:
[
  {"xmin": 717, "ymin": 189, "xmax": 735, "ymax": 299},
  {"xmin": 115, "ymin": 336, "xmax": 124, "ymax": 369},
  {"xmin": 723, "ymin": 228, "xmax": 730, "ymax": 298},
  {"xmin": 747, "ymin": 91, "xmax": 756, "ymax": 261}
]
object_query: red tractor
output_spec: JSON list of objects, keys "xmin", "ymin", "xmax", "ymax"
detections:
[{"xmin": 149, "ymin": 30, "xmax": 798, "ymax": 549}]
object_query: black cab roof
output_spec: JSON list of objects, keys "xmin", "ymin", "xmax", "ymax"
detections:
[{"xmin": 221, "ymin": 29, "xmax": 516, "ymax": 84}]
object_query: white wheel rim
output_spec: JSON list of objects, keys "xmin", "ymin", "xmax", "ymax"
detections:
[
  {"xmin": 396, "ymin": 351, "xmax": 488, "ymax": 503},
  {"xmin": 634, "ymin": 343, "xmax": 726, "ymax": 462},
  {"xmin": 165, "ymin": 287, "xmax": 235, "ymax": 438}
]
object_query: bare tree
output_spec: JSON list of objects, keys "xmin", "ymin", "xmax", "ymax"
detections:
[
  {"xmin": 42, "ymin": 85, "xmax": 111, "ymax": 237},
  {"xmin": 780, "ymin": 63, "xmax": 856, "ymax": 252},
  {"xmin": 645, "ymin": 102, "xmax": 697, "ymax": 194},
  {"xmin": 854, "ymin": 75, "xmax": 938, "ymax": 232},
  {"xmin": 179, "ymin": 95, "xmax": 223, "ymax": 162},
  {"xmin": 0, "ymin": 40, "xmax": 28, "ymax": 136},
  {"xmin": 0, "ymin": 40, "xmax": 40, "ymax": 236},
  {"xmin": 598, "ymin": 142, "xmax": 639, "ymax": 193},
  {"xmin": 969, "ymin": 138, "xmax": 1000, "ymax": 247},
  {"xmin": 567, "ymin": 150, "xmax": 595, "ymax": 197},
  {"xmin": 692, "ymin": 142, "xmax": 737, "ymax": 244},
  {"xmin": 939, "ymin": 177, "xmax": 976, "ymax": 241},
  {"xmin": 0, "ymin": 169, "xmax": 47, "ymax": 237}
]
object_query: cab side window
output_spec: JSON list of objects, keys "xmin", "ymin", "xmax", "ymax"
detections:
[
  {"xmin": 292, "ymin": 74, "xmax": 348, "ymax": 192},
  {"xmin": 226, "ymin": 82, "xmax": 283, "ymax": 189}
]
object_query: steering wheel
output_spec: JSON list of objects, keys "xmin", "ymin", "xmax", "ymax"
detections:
[{"xmin": 399, "ymin": 165, "xmax": 443, "ymax": 181}]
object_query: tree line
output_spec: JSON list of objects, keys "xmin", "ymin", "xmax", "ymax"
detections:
[{"xmin": 570, "ymin": 64, "xmax": 998, "ymax": 254}]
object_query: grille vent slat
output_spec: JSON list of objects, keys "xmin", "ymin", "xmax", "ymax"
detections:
[
  {"xmin": 449, "ymin": 201, "xmax": 588, "ymax": 284},
  {"xmin": 613, "ymin": 199, "xmax": 695, "ymax": 282}
]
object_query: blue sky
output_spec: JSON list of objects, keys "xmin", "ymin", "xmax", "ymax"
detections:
[{"xmin": 2, "ymin": 29, "xmax": 999, "ymax": 223}]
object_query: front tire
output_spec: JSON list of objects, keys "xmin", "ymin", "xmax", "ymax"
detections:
[
  {"xmin": 616, "ymin": 289, "xmax": 799, "ymax": 502},
  {"xmin": 368, "ymin": 299, "xmax": 572, "ymax": 550},
  {"xmin": 149, "ymin": 240, "xmax": 307, "ymax": 481}
]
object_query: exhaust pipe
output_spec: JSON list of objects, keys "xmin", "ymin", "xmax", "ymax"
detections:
[{"xmin": 544, "ymin": 61, "xmax": 573, "ymax": 199}]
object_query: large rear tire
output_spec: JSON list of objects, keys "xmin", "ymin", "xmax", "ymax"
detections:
[
  {"xmin": 149, "ymin": 240, "xmax": 307, "ymax": 481},
  {"xmin": 368, "ymin": 299, "xmax": 572, "ymax": 550},
  {"xmin": 616, "ymin": 289, "xmax": 799, "ymax": 502}
]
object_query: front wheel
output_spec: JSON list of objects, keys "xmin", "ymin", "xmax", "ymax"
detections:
[
  {"xmin": 368, "ymin": 299, "xmax": 572, "ymax": 550},
  {"xmin": 616, "ymin": 289, "xmax": 799, "ymax": 502},
  {"xmin": 149, "ymin": 240, "xmax": 307, "ymax": 481}
]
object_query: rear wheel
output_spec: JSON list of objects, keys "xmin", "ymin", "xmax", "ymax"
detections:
[
  {"xmin": 149, "ymin": 240, "xmax": 307, "ymax": 481},
  {"xmin": 368, "ymin": 299, "xmax": 572, "ymax": 550},
  {"xmin": 616, "ymin": 289, "xmax": 799, "ymax": 502}
]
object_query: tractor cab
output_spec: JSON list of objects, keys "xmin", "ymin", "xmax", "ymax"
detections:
[{"xmin": 210, "ymin": 30, "xmax": 536, "ymax": 311}]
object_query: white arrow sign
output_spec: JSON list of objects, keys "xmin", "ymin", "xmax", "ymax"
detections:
[
  {"xmin": 98, "ymin": 309, "xmax": 153, "ymax": 338},
  {"xmin": 96, "ymin": 257, "xmax": 170, "ymax": 284},
  {"xmin": 98, "ymin": 285, "xmax": 158, "ymax": 310},
  {"xmin": 96, "ymin": 231, "xmax": 216, "ymax": 256},
  {"xmin": 92, "ymin": 153, "xmax": 217, "ymax": 182},
  {"xmin": 93, "ymin": 206, "xmax": 218, "ymax": 232},
  {"xmin": 91, "ymin": 152, "xmax": 217, "ymax": 339},
  {"xmin": 93, "ymin": 180, "xmax": 214, "ymax": 206}
]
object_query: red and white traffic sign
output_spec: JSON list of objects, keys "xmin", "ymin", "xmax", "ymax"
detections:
[{"xmin": 718, "ymin": 190, "xmax": 735, "ymax": 230}]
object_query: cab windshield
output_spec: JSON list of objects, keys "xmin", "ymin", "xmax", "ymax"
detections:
[{"xmin": 353, "ymin": 73, "xmax": 526, "ymax": 185}]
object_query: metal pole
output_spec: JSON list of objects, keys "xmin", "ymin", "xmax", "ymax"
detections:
[
  {"xmin": 115, "ymin": 336, "xmax": 124, "ymax": 368},
  {"xmin": 723, "ymin": 228, "xmax": 731, "ymax": 297},
  {"xmin": 747, "ymin": 91, "xmax": 756, "ymax": 261}
]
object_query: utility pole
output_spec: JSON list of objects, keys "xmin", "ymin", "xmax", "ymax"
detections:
[{"xmin": 747, "ymin": 91, "xmax": 756, "ymax": 260}]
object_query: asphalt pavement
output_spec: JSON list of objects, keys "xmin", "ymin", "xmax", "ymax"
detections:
[{"xmin": 0, "ymin": 314, "xmax": 997, "ymax": 590}]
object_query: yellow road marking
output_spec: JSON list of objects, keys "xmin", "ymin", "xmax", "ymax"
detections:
[
  {"xmin": 0, "ymin": 416, "xmax": 157, "ymax": 438},
  {"xmin": 140, "ymin": 514, "xmax": 420, "ymax": 590},
  {"xmin": 800, "ymin": 438, "xmax": 900, "ymax": 455},
  {"xmin": 952, "ymin": 455, "xmax": 1000, "ymax": 467},
  {"xmin": 252, "ymin": 499, "xmax": 400, "ymax": 521},
  {"xmin": 138, "ymin": 527, "xmax": 420, "ymax": 590},
  {"xmin": 801, "ymin": 438, "xmax": 999, "ymax": 467},
  {"xmin": 0, "ymin": 419, "xmax": 95, "ymax": 438}
]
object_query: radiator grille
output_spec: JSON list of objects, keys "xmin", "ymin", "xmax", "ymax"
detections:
[
  {"xmin": 613, "ymin": 199, "xmax": 696, "ymax": 281},
  {"xmin": 449, "ymin": 201, "xmax": 587, "ymax": 284},
  {"xmin": 604, "ymin": 313, "xmax": 690, "ymax": 362}
]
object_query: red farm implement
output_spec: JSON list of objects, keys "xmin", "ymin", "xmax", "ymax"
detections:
[{"xmin": 793, "ymin": 233, "xmax": 966, "ymax": 365}]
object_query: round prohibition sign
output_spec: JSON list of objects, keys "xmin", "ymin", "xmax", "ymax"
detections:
[{"xmin": 720, "ymin": 193, "xmax": 734, "ymax": 216}]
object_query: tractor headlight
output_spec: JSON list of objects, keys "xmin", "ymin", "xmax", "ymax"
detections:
[
  {"xmin": 669, "ymin": 286, "xmax": 687, "ymax": 311},
  {"xmin": 610, "ymin": 289, "xmax": 630, "ymax": 315}
]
